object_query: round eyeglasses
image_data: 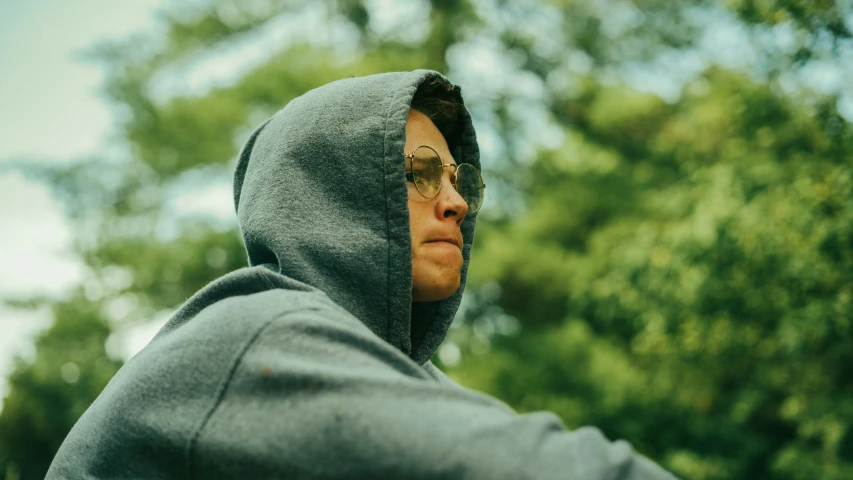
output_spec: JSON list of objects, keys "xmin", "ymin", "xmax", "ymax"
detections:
[{"xmin": 404, "ymin": 145, "xmax": 485, "ymax": 214}]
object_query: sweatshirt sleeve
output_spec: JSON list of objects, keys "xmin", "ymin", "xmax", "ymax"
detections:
[{"xmin": 191, "ymin": 305, "xmax": 678, "ymax": 480}]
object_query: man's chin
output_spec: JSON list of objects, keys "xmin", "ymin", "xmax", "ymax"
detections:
[{"xmin": 412, "ymin": 278, "xmax": 461, "ymax": 302}]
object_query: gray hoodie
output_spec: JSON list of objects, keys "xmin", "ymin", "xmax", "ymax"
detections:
[{"xmin": 47, "ymin": 70, "xmax": 677, "ymax": 479}]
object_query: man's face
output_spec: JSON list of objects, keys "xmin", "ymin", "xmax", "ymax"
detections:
[{"xmin": 405, "ymin": 110, "xmax": 469, "ymax": 303}]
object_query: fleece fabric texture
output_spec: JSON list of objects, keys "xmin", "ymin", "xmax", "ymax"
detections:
[{"xmin": 47, "ymin": 70, "xmax": 678, "ymax": 479}]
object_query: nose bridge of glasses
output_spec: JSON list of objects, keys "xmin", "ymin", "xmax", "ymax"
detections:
[{"xmin": 438, "ymin": 163, "xmax": 459, "ymax": 189}]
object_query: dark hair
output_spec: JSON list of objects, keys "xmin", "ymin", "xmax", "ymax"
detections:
[{"xmin": 410, "ymin": 78, "xmax": 465, "ymax": 147}]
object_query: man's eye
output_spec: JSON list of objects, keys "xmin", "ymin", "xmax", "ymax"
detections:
[{"xmin": 411, "ymin": 167, "xmax": 432, "ymax": 178}]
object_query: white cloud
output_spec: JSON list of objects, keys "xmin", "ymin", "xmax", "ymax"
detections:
[
  {"xmin": 105, "ymin": 310, "xmax": 172, "ymax": 361},
  {"xmin": 148, "ymin": 3, "xmax": 360, "ymax": 103},
  {"xmin": 171, "ymin": 181, "xmax": 234, "ymax": 220},
  {"xmin": 0, "ymin": 171, "xmax": 83, "ymax": 296},
  {"xmin": 364, "ymin": 0, "xmax": 431, "ymax": 44},
  {"xmin": 696, "ymin": 8, "xmax": 757, "ymax": 70}
]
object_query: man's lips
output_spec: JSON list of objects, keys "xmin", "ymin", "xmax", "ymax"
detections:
[{"xmin": 425, "ymin": 237, "xmax": 462, "ymax": 249}]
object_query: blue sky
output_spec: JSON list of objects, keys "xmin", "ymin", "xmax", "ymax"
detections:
[
  {"xmin": 0, "ymin": 0, "xmax": 168, "ymax": 405},
  {"xmin": 0, "ymin": 0, "xmax": 167, "ymax": 161}
]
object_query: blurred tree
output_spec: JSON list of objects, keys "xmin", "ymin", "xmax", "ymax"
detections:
[
  {"xmin": 452, "ymin": 66, "xmax": 853, "ymax": 479},
  {"xmin": 2, "ymin": 0, "xmax": 852, "ymax": 479},
  {"xmin": 0, "ymin": 292, "xmax": 122, "ymax": 480}
]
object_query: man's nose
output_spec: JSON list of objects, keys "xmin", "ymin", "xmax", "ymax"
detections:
[{"xmin": 438, "ymin": 173, "xmax": 468, "ymax": 223}]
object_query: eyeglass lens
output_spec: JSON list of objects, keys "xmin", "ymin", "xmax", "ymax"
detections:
[{"xmin": 411, "ymin": 146, "xmax": 483, "ymax": 213}]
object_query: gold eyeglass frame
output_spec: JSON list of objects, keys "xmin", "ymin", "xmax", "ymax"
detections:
[{"xmin": 404, "ymin": 145, "xmax": 485, "ymax": 213}]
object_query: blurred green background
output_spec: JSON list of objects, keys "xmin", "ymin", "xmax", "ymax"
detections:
[{"xmin": 1, "ymin": 0, "xmax": 852, "ymax": 479}]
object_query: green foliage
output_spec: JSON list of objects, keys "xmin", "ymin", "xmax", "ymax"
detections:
[
  {"xmin": 3, "ymin": 0, "xmax": 853, "ymax": 478},
  {"xmin": 0, "ymin": 294, "xmax": 122, "ymax": 480},
  {"xmin": 727, "ymin": 0, "xmax": 852, "ymax": 40},
  {"xmin": 452, "ymin": 68, "xmax": 853, "ymax": 479}
]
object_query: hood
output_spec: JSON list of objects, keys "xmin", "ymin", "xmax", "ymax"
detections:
[{"xmin": 233, "ymin": 70, "xmax": 480, "ymax": 365}]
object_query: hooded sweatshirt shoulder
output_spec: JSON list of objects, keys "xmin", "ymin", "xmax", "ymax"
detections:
[{"xmin": 47, "ymin": 70, "xmax": 677, "ymax": 479}]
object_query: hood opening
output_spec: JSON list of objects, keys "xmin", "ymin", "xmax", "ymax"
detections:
[{"xmin": 233, "ymin": 70, "xmax": 480, "ymax": 365}]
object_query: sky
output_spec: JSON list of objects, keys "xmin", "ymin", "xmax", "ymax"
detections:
[{"xmin": 0, "ymin": 0, "xmax": 169, "ymax": 404}]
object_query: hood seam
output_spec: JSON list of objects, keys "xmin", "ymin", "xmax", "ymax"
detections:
[
  {"xmin": 382, "ymin": 87, "xmax": 393, "ymax": 354},
  {"xmin": 381, "ymin": 77, "xmax": 411, "ymax": 355}
]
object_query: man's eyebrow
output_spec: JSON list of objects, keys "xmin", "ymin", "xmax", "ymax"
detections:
[
  {"xmin": 408, "ymin": 144, "xmax": 458, "ymax": 166},
  {"xmin": 432, "ymin": 148, "xmax": 457, "ymax": 166}
]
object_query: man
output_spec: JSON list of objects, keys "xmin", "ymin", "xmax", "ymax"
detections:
[{"xmin": 47, "ymin": 70, "xmax": 677, "ymax": 479}]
